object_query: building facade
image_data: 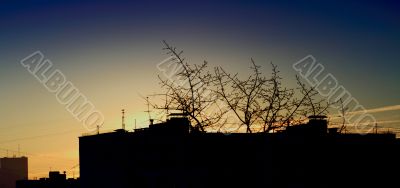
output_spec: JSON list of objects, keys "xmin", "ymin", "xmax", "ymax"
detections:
[
  {"xmin": 0, "ymin": 157, "xmax": 28, "ymax": 188},
  {"xmin": 79, "ymin": 116, "xmax": 400, "ymax": 188}
]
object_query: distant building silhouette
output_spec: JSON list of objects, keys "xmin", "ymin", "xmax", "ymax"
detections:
[
  {"xmin": 0, "ymin": 156, "xmax": 28, "ymax": 188},
  {"xmin": 16, "ymin": 171, "xmax": 79, "ymax": 188},
  {"xmin": 79, "ymin": 115, "xmax": 400, "ymax": 188}
]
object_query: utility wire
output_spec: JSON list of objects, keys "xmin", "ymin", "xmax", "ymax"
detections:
[{"xmin": 0, "ymin": 129, "xmax": 82, "ymax": 144}]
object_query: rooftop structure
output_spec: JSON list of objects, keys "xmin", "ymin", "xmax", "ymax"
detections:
[
  {"xmin": 79, "ymin": 116, "xmax": 399, "ymax": 188},
  {"xmin": 16, "ymin": 171, "xmax": 79, "ymax": 188},
  {"xmin": 0, "ymin": 157, "xmax": 28, "ymax": 188}
]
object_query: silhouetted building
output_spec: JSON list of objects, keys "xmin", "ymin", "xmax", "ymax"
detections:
[
  {"xmin": 16, "ymin": 171, "xmax": 79, "ymax": 188},
  {"xmin": 79, "ymin": 116, "xmax": 400, "ymax": 188},
  {"xmin": 0, "ymin": 157, "xmax": 28, "ymax": 188}
]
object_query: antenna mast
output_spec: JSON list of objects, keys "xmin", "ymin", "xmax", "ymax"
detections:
[
  {"xmin": 145, "ymin": 97, "xmax": 153, "ymax": 124},
  {"xmin": 122, "ymin": 109, "xmax": 126, "ymax": 130}
]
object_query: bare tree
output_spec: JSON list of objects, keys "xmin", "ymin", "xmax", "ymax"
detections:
[
  {"xmin": 257, "ymin": 63, "xmax": 296, "ymax": 132},
  {"xmin": 153, "ymin": 42, "xmax": 329, "ymax": 133},
  {"xmin": 155, "ymin": 41, "xmax": 226, "ymax": 132},
  {"xmin": 214, "ymin": 61, "xmax": 330, "ymax": 133},
  {"xmin": 295, "ymin": 75, "xmax": 330, "ymax": 118},
  {"xmin": 214, "ymin": 60, "xmax": 267, "ymax": 133}
]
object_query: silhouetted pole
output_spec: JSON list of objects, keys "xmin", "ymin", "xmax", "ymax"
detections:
[{"xmin": 122, "ymin": 109, "xmax": 126, "ymax": 130}]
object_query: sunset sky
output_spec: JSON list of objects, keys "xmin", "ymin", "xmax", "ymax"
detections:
[{"xmin": 1, "ymin": 0, "xmax": 399, "ymax": 178}]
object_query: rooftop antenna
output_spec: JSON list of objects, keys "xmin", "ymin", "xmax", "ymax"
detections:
[
  {"xmin": 145, "ymin": 97, "xmax": 153, "ymax": 124},
  {"xmin": 122, "ymin": 109, "xmax": 126, "ymax": 130},
  {"xmin": 96, "ymin": 122, "xmax": 103, "ymax": 134},
  {"xmin": 375, "ymin": 122, "xmax": 378, "ymax": 134},
  {"xmin": 71, "ymin": 164, "xmax": 79, "ymax": 179},
  {"xmin": 134, "ymin": 119, "xmax": 137, "ymax": 130},
  {"xmin": 165, "ymin": 93, "xmax": 169, "ymax": 115},
  {"xmin": 338, "ymin": 98, "xmax": 348, "ymax": 133}
]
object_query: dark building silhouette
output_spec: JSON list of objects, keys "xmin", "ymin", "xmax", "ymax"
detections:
[
  {"xmin": 0, "ymin": 156, "xmax": 28, "ymax": 188},
  {"xmin": 79, "ymin": 116, "xmax": 400, "ymax": 188},
  {"xmin": 16, "ymin": 171, "xmax": 80, "ymax": 188}
]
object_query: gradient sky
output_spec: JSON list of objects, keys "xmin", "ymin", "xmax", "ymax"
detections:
[{"xmin": 1, "ymin": 0, "xmax": 399, "ymax": 178}]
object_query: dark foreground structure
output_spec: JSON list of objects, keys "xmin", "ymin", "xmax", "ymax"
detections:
[
  {"xmin": 16, "ymin": 171, "xmax": 80, "ymax": 188},
  {"xmin": 0, "ymin": 157, "xmax": 28, "ymax": 188},
  {"xmin": 79, "ymin": 116, "xmax": 400, "ymax": 188}
]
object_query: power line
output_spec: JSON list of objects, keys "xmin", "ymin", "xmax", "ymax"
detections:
[
  {"xmin": 0, "ymin": 129, "xmax": 81, "ymax": 144},
  {"xmin": 0, "ymin": 147, "xmax": 77, "ymax": 162}
]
